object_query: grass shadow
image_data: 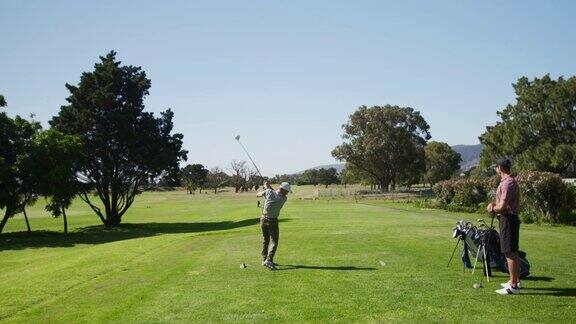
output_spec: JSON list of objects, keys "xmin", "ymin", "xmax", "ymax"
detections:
[
  {"xmin": 276, "ymin": 264, "xmax": 376, "ymax": 271},
  {"xmin": 0, "ymin": 218, "xmax": 282, "ymax": 251},
  {"xmin": 522, "ymin": 287, "xmax": 576, "ymax": 297},
  {"xmin": 524, "ymin": 276, "xmax": 555, "ymax": 282}
]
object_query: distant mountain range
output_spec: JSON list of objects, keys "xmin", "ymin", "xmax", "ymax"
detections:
[
  {"xmin": 452, "ymin": 144, "xmax": 483, "ymax": 171},
  {"xmin": 301, "ymin": 144, "xmax": 483, "ymax": 174},
  {"xmin": 300, "ymin": 163, "xmax": 346, "ymax": 174}
]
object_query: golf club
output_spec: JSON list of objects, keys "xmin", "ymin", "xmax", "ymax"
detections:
[{"xmin": 234, "ymin": 135, "xmax": 264, "ymax": 179}]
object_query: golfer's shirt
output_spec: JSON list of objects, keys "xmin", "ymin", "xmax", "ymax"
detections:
[
  {"xmin": 496, "ymin": 175, "xmax": 520, "ymax": 216},
  {"xmin": 262, "ymin": 189, "xmax": 287, "ymax": 219}
]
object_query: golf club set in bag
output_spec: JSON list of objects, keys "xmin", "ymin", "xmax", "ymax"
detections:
[{"xmin": 447, "ymin": 217, "xmax": 530, "ymax": 281}]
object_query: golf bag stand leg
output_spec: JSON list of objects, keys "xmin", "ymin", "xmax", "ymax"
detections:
[
  {"xmin": 482, "ymin": 245, "xmax": 491, "ymax": 282},
  {"xmin": 471, "ymin": 245, "xmax": 482, "ymax": 276},
  {"xmin": 447, "ymin": 238, "xmax": 461, "ymax": 268}
]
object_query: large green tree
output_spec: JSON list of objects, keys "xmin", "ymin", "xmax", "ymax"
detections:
[
  {"xmin": 424, "ymin": 141, "xmax": 462, "ymax": 185},
  {"xmin": 332, "ymin": 105, "xmax": 431, "ymax": 192},
  {"xmin": 0, "ymin": 107, "xmax": 42, "ymax": 233},
  {"xmin": 480, "ymin": 75, "xmax": 576, "ymax": 176},
  {"xmin": 50, "ymin": 51, "xmax": 188, "ymax": 227}
]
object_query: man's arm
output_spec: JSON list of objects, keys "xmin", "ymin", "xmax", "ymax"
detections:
[
  {"xmin": 488, "ymin": 186, "xmax": 512, "ymax": 214},
  {"xmin": 492, "ymin": 198, "xmax": 511, "ymax": 214},
  {"xmin": 256, "ymin": 181, "xmax": 272, "ymax": 197}
]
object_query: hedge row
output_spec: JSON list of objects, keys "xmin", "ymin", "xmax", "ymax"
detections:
[{"xmin": 433, "ymin": 171, "xmax": 576, "ymax": 225}]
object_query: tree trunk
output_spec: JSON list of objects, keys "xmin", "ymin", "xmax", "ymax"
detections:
[
  {"xmin": 62, "ymin": 207, "xmax": 68, "ymax": 234},
  {"xmin": 104, "ymin": 212, "xmax": 122, "ymax": 227},
  {"xmin": 0, "ymin": 210, "xmax": 10, "ymax": 234},
  {"xmin": 23, "ymin": 207, "xmax": 31, "ymax": 233},
  {"xmin": 379, "ymin": 180, "xmax": 390, "ymax": 193}
]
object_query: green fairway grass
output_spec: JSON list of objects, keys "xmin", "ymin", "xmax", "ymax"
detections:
[{"xmin": 1, "ymin": 188, "xmax": 575, "ymax": 322}]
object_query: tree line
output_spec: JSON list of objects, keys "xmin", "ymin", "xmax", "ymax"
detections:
[
  {"xmin": 176, "ymin": 160, "xmax": 261, "ymax": 195},
  {"xmin": 331, "ymin": 74, "xmax": 576, "ymax": 192}
]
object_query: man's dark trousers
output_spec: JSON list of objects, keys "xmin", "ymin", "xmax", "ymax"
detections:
[{"xmin": 261, "ymin": 217, "xmax": 279, "ymax": 262}]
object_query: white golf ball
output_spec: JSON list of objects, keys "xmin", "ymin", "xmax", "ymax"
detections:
[
  {"xmin": 240, "ymin": 263, "xmax": 247, "ymax": 269},
  {"xmin": 473, "ymin": 283, "xmax": 481, "ymax": 289},
  {"xmin": 379, "ymin": 260, "xmax": 386, "ymax": 267}
]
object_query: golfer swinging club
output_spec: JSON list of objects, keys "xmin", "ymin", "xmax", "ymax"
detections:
[
  {"xmin": 487, "ymin": 158, "xmax": 522, "ymax": 295},
  {"xmin": 257, "ymin": 180, "xmax": 291, "ymax": 270}
]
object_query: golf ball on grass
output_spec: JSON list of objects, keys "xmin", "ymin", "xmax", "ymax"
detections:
[
  {"xmin": 379, "ymin": 260, "xmax": 387, "ymax": 267},
  {"xmin": 473, "ymin": 283, "xmax": 481, "ymax": 289},
  {"xmin": 240, "ymin": 263, "xmax": 247, "ymax": 269}
]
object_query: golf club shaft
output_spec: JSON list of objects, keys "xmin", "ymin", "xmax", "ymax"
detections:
[{"xmin": 237, "ymin": 140, "xmax": 264, "ymax": 179}]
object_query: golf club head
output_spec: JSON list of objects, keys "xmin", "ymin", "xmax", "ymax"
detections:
[{"xmin": 235, "ymin": 135, "xmax": 241, "ymax": 141}]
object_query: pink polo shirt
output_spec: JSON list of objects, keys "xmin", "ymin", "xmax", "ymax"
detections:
[{"xmin": 496, "ymin": 175, "xmax": 520, "ymax": 215}]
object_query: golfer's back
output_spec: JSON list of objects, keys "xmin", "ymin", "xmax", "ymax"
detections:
[{"xmin": 262, "ymin": 189, "xmax": 287, "ymax": 219}]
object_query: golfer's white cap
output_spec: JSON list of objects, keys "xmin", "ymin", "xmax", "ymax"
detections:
[{"xmin": 280, "ymin": 182, "xmax": 292, "ymax": 193}]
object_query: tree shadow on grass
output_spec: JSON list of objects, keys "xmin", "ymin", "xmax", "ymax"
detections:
[
  {"xmin": 522, "ymin": 287, "xmax": 576, "ymax": 297},
  {"xmin": 1, "ymin": 218, "xmax": 289, "ymax": 251},
  {"xmin": 276, "ymin": 264, "xmax": 376, "ymax": 271},
  {"xmin": 524, "ymin": 276, "xmax": 555, "ymax": 282}
]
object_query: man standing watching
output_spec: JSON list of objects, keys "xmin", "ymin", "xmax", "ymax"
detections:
[
  {"xmin": 487, "ymin": 158, "xmax": 522, "ymax": 295},
  {"xmin": 257, "ymin": 181, "xmax": 291, "ymax": 270}
]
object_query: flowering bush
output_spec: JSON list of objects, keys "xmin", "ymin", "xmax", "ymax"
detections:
[{"xmin": 516, "ymin": 171, "xmax": 576, "ymax": 224}]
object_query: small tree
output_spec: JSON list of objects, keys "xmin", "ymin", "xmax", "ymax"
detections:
[
  {"xmin": 246, "ymin": 169, "xmax": 261, "ymax": 191},
  {"xmin": 424, "ymin": 141, "xmax": 462, "ymax": 185},
  {"xmin": 181, "ymin": 164, "xmax": 209, "ymax": 194},
  {"xmin": 207, "ymin": 167, "xmax": 228, "ymax": 194},
  {"xmin": 30, "ymin": 129, "xmax": 85, "ymax": 233},
  {"xmin": 0, "ymin": 110, "xmax": 42, "ymax": 234},
  {"xmin": 317, "ymin": 168, "xmax": 339, "ymax": 188},
  {"xmin": 230, "ymin": 160, "xmax": 248, "ymax": 193}
]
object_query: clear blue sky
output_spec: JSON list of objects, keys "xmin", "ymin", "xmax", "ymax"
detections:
[{"xmin": 1, "ymin": 1, "xmax": 575, "ymax": 175}]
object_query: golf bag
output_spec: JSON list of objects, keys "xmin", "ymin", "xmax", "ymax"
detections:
[{"xmin": 452, "ymin": 220, "xmax": 530, "ymax": 278}]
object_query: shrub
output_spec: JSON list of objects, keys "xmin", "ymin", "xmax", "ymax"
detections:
[
  {"xmin": 433, "ymin": 180, "xmax": 456, "ymax": 206},
  {"xmin": 434, "ymin": 179, "xmax": 490, "ymax": 209},
  {"xmin": 516, "ymin": 171, "xmax": 576, "ymax": 224},
  {"xmin": 451, "ymin": 179, "xmax": 488, "ymax": 208}
]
